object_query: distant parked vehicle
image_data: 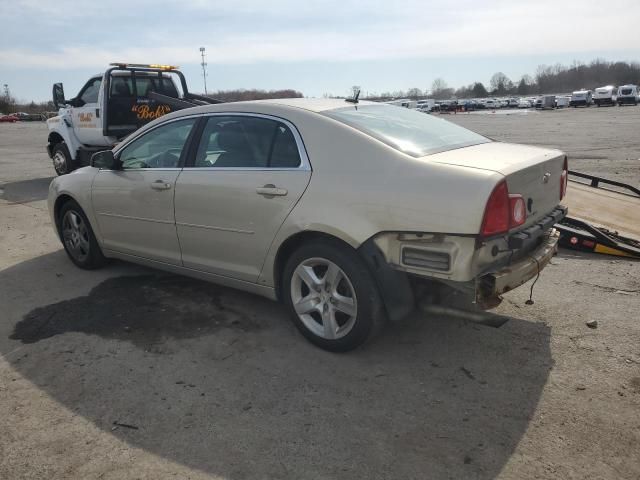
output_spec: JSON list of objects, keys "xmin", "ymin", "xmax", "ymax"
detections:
[
  {"xmin": 416, "ymin": 99, "xmax": 435, "ymax": 112},
  {"xmin": 15, "ymin": 112, "xmax": 45, "ymax": 121},
  {"xmin": 534, "ymin": 97, "xmax": 543, "ymax": 109},
  {"xmin": 0, "ymin": 114, "xmax": 19, "ymax": 123},
  {"xmin": 593, "ymin": 86, "xmax": 617, "ymax": 106},
  {"xmin": 541, "ymin": 95, "xmax": 556, "ymax": 109},
  {"xmin": 517, "ymin": 98, "xmax": 531, "ymax": 108},
  {"xmin": 508, "ymin": 98, "xmax": 518, "ymax": 108},
  {"xmin": 555, "ymin": 96, "xmax": 571, "ymax": 108},
  {"xmin": 485, "ymin": 99, "xmax": 496, "ymax": 109},
  {"xmin": 570, "ymin": 90, "xmax": 592, "ymax": 107},
  {"xmin": 384, "ymin": 99, "xmax": 417, "ymax": 109},
  {"xmin": 617, "ymin": 85, "xmax": 638, "ymax": 106}
]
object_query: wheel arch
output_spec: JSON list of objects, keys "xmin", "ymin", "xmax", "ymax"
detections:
[
  {"xmin": 53, "ymin": 194, "xmax": 78, "ymax": 237},
  {"xmin": 47, "ymin": 125, "xmax": 79, "ymax": 160},
  {"xmin": 271, "ymin": 230, "xmax": 415, "ymax": 322},
  {"xmin": 273, "ymin": 230, "xmax": 357, "ymax": 302}
]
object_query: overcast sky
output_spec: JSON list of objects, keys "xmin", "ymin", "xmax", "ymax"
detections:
[{"xmin": 2, "ymin": 0, "xmax": 639, "ymax": 102}]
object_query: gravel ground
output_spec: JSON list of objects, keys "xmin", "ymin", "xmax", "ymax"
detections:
[{"xmin": 0, "ymin": 121, "xmax": 638, "ymax": 480}]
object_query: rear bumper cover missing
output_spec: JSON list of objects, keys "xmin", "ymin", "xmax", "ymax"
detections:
[{"xmin": 479, "ymin": 228, "xmax": 560, "ymax": 299}]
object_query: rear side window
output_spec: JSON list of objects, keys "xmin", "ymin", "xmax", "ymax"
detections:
[
  {"xmin": 110, "ymin": 76, "xmax": 179, "ymax": 98},
  {"xmin": 193, "ymin": 116, "xmax": 301, "ymax": 168},
  {"xmin": 270, "ymin": 124, "xmax": 301, "ymax": 168}
]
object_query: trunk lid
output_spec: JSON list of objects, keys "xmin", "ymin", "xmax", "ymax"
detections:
[{"xmin": 424, "ymin": 142, "xmax": 565, "ymax": 228}]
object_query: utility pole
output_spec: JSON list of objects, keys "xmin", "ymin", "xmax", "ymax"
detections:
[{"xmin": 199, "ymin": 47, "xmax": 208, "ymax": 96}]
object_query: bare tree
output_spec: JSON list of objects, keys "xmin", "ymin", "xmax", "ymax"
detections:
[
  {"xmin": 490, "ymin": 72, "xmax": 513, "ymax": 94},
  {"xmin": 431, "ymin": 78, "xmax": 452, "ymax": 99},
  {"xmin": 406, "ymin": 87, "xmax": 423, "ymax": 99}
]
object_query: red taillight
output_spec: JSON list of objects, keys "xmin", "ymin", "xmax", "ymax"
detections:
[
  {"xmin": 480, "ymin": 181, "xmax": 527, "ymax": 238},
  {"xmin": 480, "ymin": 181, "xmax": 510, "ymax": 237},
  {"xmin": 560, "ymin": 156, "xmax": 568, "ymax": 200}
]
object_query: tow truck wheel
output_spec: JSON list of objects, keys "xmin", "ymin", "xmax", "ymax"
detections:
[{"xmin": 52, "ymin": 142, "xmax": 74, "ymax": 176}]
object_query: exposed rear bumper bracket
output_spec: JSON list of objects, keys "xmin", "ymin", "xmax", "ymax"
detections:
[{"xmin": 508, "ymin": 205, "xmax": 567, "ymax": 250}]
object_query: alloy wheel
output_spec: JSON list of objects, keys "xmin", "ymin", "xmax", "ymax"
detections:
[
  {"xmin": 290, "ymin": 257, "xmax": 358, "ymax": 340},
  {"xmin": 62, "ymin": 210, "xmax": 90, "ymax": 262}
]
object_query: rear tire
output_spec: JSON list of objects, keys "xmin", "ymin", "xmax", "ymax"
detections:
[
  {"xmin": 58, "ymin": 200, "xmax": 106, "ymax": 270},
  {"xmin": 282, "ymin": 239, "xmax": 385, "ymax": 352},
  {"xmin": 52, "ymin": 142, "xmax": 75, "ymax": 176}
]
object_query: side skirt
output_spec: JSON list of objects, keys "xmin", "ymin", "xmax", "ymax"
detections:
[{"xmin": 103, "ymin": 249, "xmax": 278, "ymax": 301}]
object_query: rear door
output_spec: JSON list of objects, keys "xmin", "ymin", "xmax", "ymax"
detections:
[
  {"xmin": 92, "ymin": 117, "xmax": 197, "ymax": 264},
  {"xmin": 174, "ymin": 114, "xmax": 311, "ymax": 282}
]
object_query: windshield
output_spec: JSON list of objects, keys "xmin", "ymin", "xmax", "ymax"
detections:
[{"xmin": 323, "ymin": 104, "xmax": 489, "ymax": 157}]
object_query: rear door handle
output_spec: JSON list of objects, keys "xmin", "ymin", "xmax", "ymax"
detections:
[
  {"xmin": 150, "ymin": 180, "xmax": 172, "ymax": 190},
  {"xmin": 256, "ymin": 184, "xmax": 288, "ymax": 197}
]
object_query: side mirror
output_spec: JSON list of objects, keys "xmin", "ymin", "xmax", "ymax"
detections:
[
  {"xmin": 52, "ymin": 83, "xmax": 66, "ymax": 109},
  {"xmin": 90, "ymin": 150, "xmax": 119, "ymax": 170}
]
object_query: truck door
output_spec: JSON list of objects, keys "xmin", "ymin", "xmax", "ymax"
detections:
[{"xmin": 71, "ymin": 76, "xmax": 108, "ymax": 147}]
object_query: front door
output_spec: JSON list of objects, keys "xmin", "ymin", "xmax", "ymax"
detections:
[
  {"xmin": 91, "ymin": 118, "xmax": 197, "ymax": 265},
  {"xmin": 72, "ymin": 76, "xmax": 105, "ymax": 146},
  {"xmin": 175, "ymin": 114, "xmax": 311, "ymax": 282}
]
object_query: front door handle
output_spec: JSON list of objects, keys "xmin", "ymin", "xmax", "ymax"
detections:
[
  {"xmin": 150, "ymin": 180, "xmax": 172, "ymax": 191},
  {"xmin": 256, "ymin": 184, "xmax": 288, "ymax": 197}
]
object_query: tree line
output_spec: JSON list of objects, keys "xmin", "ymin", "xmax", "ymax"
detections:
[
  {"xmin": 205, "ymin": 89, "xmax": 303, "ymax": 102},
  {"xmin": 366, "ymin": 59, "xmax": 640, "ymax": 100}
]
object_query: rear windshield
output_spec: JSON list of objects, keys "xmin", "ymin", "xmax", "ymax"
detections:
[
  {"xmin": 110, "ymin": 75, "xmax": 179, "ymax": 98},
  {"xmin": 323, "ymin": 104, "xmax": 489, "ymax": 157}
]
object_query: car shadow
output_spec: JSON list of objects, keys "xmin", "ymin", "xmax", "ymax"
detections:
[
  {"xmin": 1, "ymin": 252, "xmax": 553, "ymax": 480},
  {"xmin": 0, "ymin": 176, "xmax": 54, "ymax": 203}
]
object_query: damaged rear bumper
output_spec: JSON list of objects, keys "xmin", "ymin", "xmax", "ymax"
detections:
[{"xmin": 478, "ymin": 228, "xmax": 560, "ymax": 300}]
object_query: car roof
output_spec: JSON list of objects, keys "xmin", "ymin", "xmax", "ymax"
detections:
[
  {"xmin": 161, "ymin": 98, "xmax": 383, "ymax": 120},
  {"xmin": 243, "ymin": 97, "xmax": 380, "ymax": 112}
]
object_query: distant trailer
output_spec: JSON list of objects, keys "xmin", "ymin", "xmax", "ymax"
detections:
[
  {"xmin": 570, "ymin": 89, "xmax": 592, "ymax": 107},
  {"xmin": 555, "ymin": 96, "xmax": 570, "ymax": 108},
  {"xmin": 617, "ymin": 85, "xmax": 638, "ymax": 106},
  {"xmin": 593, "ymin": 86, "xmax": 617, "ymax": 106},
  {"xmin": 542, "ymin": 95, "xmax": 556, "ymax": 109}
]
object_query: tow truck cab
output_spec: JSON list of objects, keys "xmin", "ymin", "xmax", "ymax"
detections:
[{"xmin": 46, "ymin": 63, "xmax": 214, "ymax": 175}]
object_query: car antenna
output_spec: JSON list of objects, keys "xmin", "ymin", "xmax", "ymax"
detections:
[{"xmin": 345, "ymin": 89, "xmax": 360, "ymax": 104}]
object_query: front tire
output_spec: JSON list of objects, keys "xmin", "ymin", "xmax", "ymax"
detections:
[
  {"xmin": 283, "ymin": 239, "xmax": 385, "ymax": 352},
  {"xmin": 58, "ymin": 200, "xmax": 106, "ymax": 269},
  {"xmin": 52, "ymin": 141, "xmax": 75, "ymax": 176}
]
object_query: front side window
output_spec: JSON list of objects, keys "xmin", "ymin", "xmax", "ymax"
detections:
[
  {"xmin": 193, "ymin": 116, "xmax": 301, "ymax": 168},
  {"xmin": 324, "ymin": 104, "xmax": 489, "ymax": 157},
  {"xmin": 118, "ymin": 118, "xmax": 196, "ymax": 169},
  {"xmin": 79, "ymin": 78, "xmax": 101, "ymax": 104}
]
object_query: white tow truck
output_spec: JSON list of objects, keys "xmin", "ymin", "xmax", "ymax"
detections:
[{"xmin": 46, "ymin": 63, "xmax": 217, "ymax": 175}]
